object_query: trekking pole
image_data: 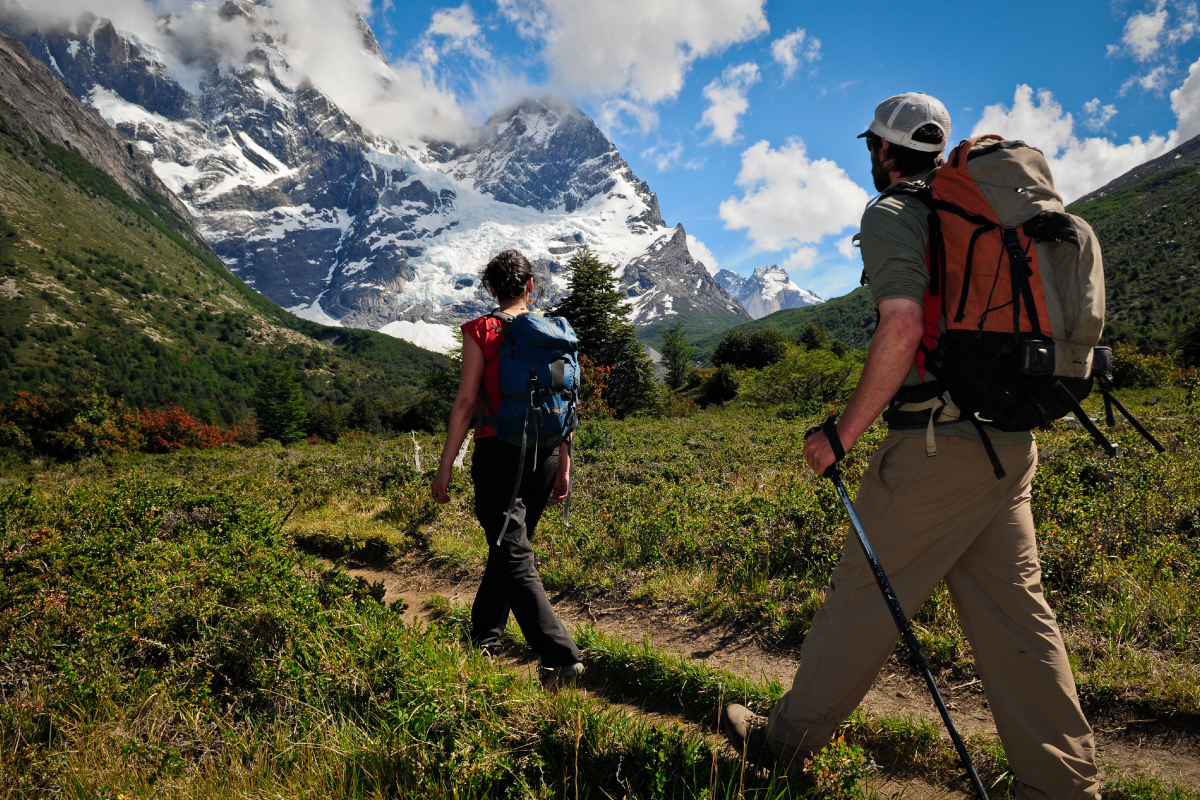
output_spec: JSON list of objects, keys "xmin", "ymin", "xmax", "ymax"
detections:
[{"xmin": 807, "ymin": 417, "xmax": 990, "ymax": 800}]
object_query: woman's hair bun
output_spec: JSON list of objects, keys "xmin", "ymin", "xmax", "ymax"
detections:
[{"xmin": 481, "ymin": 249, "xmax": 538, "ymax": 302}]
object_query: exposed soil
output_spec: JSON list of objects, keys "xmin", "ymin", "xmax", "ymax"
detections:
[{"xmin": 343, "ymin": 558, "xmax": 1200, "ymax": 794}]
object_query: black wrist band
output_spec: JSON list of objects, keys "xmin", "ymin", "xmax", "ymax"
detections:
[{"xmin": 822, "ymin": 415, "xmax": 846, "ymax": 462}]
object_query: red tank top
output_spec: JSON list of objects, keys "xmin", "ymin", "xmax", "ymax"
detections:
[{"xmin": 461, "ymin": 315, "xmax": 505, "ymax": 439}]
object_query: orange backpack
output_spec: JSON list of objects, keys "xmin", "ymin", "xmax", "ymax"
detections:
[{"xmin": 883, "ymin": 135, "xmax": 1161, "ymax": 476}]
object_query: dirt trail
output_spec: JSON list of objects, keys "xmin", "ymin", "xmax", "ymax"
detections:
[{"xmin": 345, "ymin": 559, "xmax": 1200, "ymax": 793}]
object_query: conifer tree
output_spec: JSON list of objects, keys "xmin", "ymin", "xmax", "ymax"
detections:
[
  {"xmin": 553, "ymin": 247, "xmax": 658, "ymax": 415},
  {"xmin": 660, "ymin": 322, "xmax": 692, "ymax": 389},
  {"xmin": 253, "ymin": 365, "xmax": 308, "ymax": 444},
  {"xmin": 552, "ymin": 246, "xmax": 626, "ymax": 358}
]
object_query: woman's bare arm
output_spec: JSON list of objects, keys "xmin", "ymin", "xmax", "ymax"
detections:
[{"xmin": 431, "ymin": 335, "xmax": 484, "ymax": 503}]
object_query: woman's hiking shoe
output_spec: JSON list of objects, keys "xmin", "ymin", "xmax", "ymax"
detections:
[
  {"xmin": 539, "ymin": 661, "xmax": 584, "ymax": 690},
  {"xmin": 721, "ymin": 704, "xmax": 773, "ymax": 765}
]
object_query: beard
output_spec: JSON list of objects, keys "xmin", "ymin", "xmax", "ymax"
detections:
[{"xmin": 870, "ymin": 148, "xmax": 892, "ymax": 192}]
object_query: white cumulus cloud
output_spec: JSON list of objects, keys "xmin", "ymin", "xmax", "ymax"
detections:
[
  {"xmin": 497, "ymin": 0, "xmax": 768, "ymax": 130},
  {"xmin": 15, "ymin": 0, "xmax": 477, "ymax": 142},
  {"xmin": 782, "ymin": 247, "xmax": 818, "ymax": 271},
  {"xmin": 836, "ymin": 234, "xmax": 858, "ymax": 261},
  {"xmin": 718, "ymin": 138, "xmax": 870, "ymax": 269},
  {"xmin": 699, "ymin": 62, "xmax": 760, "ymax": 145},
  {"xmin": 418, "ymin": 3, "xmax": 489, "ymax": 65},
  {"xmin": 1082, "ymin": 98, "xmax": 1118, "ymax": 131},
  {"xmin": 686, "ymin": 234, "xmax": 720, "ymax": 275},
  {"xmin": 1172, "ymin": 55, "xmax": 1200, "ymax": 140},
  {"xmin": 770, "ymin": 28, "xmax": 820, "ymax": 80},
  {"xmin": 972, "ymin": 85, "xmax": 1177, "ymax": 202},
  {"xmin": 1121, "ymin": 5, "xmax": 1170, "ymax": 61}
]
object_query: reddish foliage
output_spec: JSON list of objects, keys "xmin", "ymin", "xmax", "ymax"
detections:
[
  {"xmin": 134, "ymin": 405, "xmax": 235, "ymax": 453},
  {"xmin": 578, "ymin": 354, "xmax": 614, "ymax": 420},
  {"xmin": 229, "ymin": 415, "xmax": 260, "ymax": 447},
  {"xmin": 0, "ymin": 387, "xmax": 250, "ymax": 458}
]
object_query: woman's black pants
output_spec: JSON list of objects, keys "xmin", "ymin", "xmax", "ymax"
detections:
[{"xmin": 470, "ymin": 437, "xmax": 581, "ymax": 667}]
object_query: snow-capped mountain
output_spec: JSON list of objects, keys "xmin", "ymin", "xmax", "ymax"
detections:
[
  {"xmin": 716, "ymin": 265, "xmax": 822, "ymax": 320},
  {"xmin": 1, "ymin": 1, "xmax": 747, "ymax": 352}
]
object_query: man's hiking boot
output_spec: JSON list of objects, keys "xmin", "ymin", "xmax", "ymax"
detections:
[
  {"xmin": 721, "ymin": 704, "xmax": 774, "ymax": 766},
  {"xmin": 539, "ymin": 660, "xmax": 584, "ymax": 690}
]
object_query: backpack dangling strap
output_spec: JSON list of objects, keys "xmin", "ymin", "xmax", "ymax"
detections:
[
  {"xmin": 1098, "ymin": 386, "xmax": 1165, "ymax": 453},
  {"xmin": 968, "ymin": 416, "xmax": 1007, "ymax": 480},
  {"xmin": 496, "ymin": 399, "xmax": 531, "ymax": 547},
  {"xmin": 1048, "ymin": 379, "xmax": 1118, "ymax": 457}
]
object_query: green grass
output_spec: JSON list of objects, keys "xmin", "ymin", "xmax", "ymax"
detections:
[
  {"xmin": 4, "ymin": 385, "xmax": 1196, "ymax": 724},
  {"xmin": 1, "ymin": 385, "xmax": 1198, "ymax": 796}
]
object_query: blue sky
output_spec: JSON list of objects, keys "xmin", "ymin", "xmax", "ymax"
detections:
[{"xmin": 365, "ymin": 0, "xmax": 1200, "ymax": 299}]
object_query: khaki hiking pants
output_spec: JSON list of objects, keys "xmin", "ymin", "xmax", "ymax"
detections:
[{"xmin": 766, "ymin": 433, "xmax": 1100, "ymax": 800}]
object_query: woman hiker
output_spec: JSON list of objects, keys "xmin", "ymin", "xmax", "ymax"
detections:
[{"xmin": 430, "ymin": 249, "xmax": 584, "ymax": 688}]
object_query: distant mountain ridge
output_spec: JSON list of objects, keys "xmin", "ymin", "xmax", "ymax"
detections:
[
  {"xmin": 0, "ymin": 29, "xmax": 444, "ymax": 417},
  {"xmin": 715, "ymin": 265, "xmax": 821, "ymax": 320},
  {"xmin": 0, "ymin": 1, "xmax": 746, "ymax": 351},
  {"xmin": 1076, "ymin": 133, "xmax": 1200, "ymax": 204}
]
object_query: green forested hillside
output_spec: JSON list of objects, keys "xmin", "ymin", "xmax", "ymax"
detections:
[
  {"xmin": 692, "ymin": 286, "xmax": 876, "ymax": 362},
  {"xmin": 1068, "ymin": 164, "xmax": 1200, "ymax": 352},
  {"xmin": 0, "ymin": 103, "xmax": 445, "ymax": 423}
]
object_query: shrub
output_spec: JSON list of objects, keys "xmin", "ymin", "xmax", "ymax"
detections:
[
  {"xmin": 713, "ymin": 330, "xmax": 749, "ymax": 368},
  {"xmin": 0, "ymin": 387, "xmax": 245, "ymax": 458},
  {"xmin": 136, "ymin": 405, "xmax": 234, "ymax": 452},
  {"xmin": 800, "ymin": 322, "xmax": 828, "ymax": 350},
  {"xmin": 713, "ymin": 328, "xmax": 789, "ymax": 370},
  {"xmin": 701, "ymin": 364, "xmax": 739, "ymax": 406},
  {"xmin": 804, "ymin": 736, "xmax": 869, "ymax": 799},
  {"xmin": 308, "ymin": 403, "xmax": 347, "ymax": 443},
  {"xmin": 742, "ymin": 345, "xmax": 861, "ymax": 411},
  {"xmin": 1111, "ymin": 344, "xmax": 1171, "ymax": 389},
  {"xmin": 0, "ymin": 386, "xmax": 142, "ymax": 458},
  {"xmin": 579, "ymin": 354, "xmax": 614, "ymax": 420},
  {"xmin": 229, "ymin": 415, "xmax": 259, "ymax": 447},
  {"xmin": 1177, "ymin": 319, "xmax": 1200, "ymax": 368}
]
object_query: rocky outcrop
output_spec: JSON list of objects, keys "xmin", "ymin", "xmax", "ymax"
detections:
[{"xmin": 1075, "ymin": 133, "xmax": 1200, "ymax": 204}]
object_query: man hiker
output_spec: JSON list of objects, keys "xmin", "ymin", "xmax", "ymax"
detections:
[{"xmin": 720, "ymin": 93, "xmax": 1101, "ymax": 800}]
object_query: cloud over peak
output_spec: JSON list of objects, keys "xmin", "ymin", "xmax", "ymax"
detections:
[
  {"xmin": 719, "ymin": 138, "xmax": 869, "ymax": 267},
  {"xmin": 498, "ymin": 0, "xmax": 768, "ymax": 130}
]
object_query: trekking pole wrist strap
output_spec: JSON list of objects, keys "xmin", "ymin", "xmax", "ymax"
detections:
[
  {"xmin": 822, "ymin": 415, "xmax": 846, "ymax": 462},
  {"xmin": 807, "ymin": 414, "xmax": 846, "ymax": 462}
]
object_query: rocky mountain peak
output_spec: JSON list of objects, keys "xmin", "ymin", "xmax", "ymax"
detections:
[
  {"xmin": 432, "ymin": 96, "xmax": 664, "ymax": 223},
  {"xmin": 717, "ymin": 264, "xmax": 821, "ymax": 320},
  {"xmin": 0, "ymin": 30, "xmax": 192, "ymax": 222},
  {"xmin": 619, "ymin": 224, "xmax": 747, "ymax": 326}
]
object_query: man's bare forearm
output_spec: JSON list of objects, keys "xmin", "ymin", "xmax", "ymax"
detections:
[{"xmin": 837, "ymin": 298, "xmax": 925, "ymax": 448}]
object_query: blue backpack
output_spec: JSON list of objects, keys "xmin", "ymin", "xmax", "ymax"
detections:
[{"xmin": 477, "ymin": 310, "xmax": 581, "ymax": 540}]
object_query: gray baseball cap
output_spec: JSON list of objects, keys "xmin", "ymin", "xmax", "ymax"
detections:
[{"xmin": 857, "ymin": 92, "xmax": 951, "ymax": 153}]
